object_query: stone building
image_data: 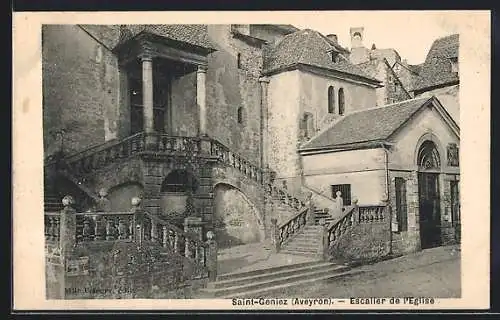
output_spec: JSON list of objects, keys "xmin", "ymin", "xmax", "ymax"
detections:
[
  {"xmin": 43, "ymin": 24, "xmax": 460, "ymax": 266},
  {"xmin": 412, "ymin": 34, "xmax": 460, "ymax": 124},
  {"xmin": 348, "ymin": 27, "xmax": 417, "ymax": 106}
]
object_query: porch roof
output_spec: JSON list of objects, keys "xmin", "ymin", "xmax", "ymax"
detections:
[
  {"xmin": 115, "ymin": 24, "xmax": 216, "ymax": 53},
  {"xmin": 299, "ymin": 96, "xmax": 458, "ymax": 153}
]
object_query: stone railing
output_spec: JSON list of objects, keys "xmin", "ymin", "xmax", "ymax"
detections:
[
  {"xmin": 322, "ymin": 202, "xmax": 390, "ymax": 259},
  {"xmin": 274, "ymin": 207, "xmax": 309, "ymax": 250},
  {"xmin": 64, "ymin": 132, "xmax": 145, "ymax": 176},
  {"xmin": 44, "ymin": 196, "xmax": 217, "ymax": 281},
  {"xmin": 209, "ymin": 139, "xmax": 308, "ymax": 213},
  {"xmin": 358, "ymin": 205, "xmax": 386, "ymax": 223},
  {"xmin": 209, "ymin": 139, "xmax": 265, "ymax": 184},
  {"xmin": 323, "ymin": 204, "xmax": 358, "ymax": 253}
]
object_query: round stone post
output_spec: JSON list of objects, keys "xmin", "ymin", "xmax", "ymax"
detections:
[
  {"xmin": 205, "ymin": 231, "xmax": 218, "ymax": 282},
  {"xmin": 131, "ymin": 196, "xmax": 144, "ymax": 245},
  {"xmin": 60, "ymin": 195, "xmax": 76, "ymax": 256}
]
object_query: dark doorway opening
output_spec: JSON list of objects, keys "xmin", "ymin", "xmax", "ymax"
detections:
[{"xmin": 418, "ymin": 172, "xmax": 441, "ymax": 249}]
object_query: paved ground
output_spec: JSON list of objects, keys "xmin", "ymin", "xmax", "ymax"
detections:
[
  {"xmin": 260, "ymin": 245, "xmax": 461, "ymax": 298},
  {"xmin": 217, "ymin": 241, "xmax": 318, "ymax": 275}
]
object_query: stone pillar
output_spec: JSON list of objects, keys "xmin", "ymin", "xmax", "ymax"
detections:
[
  {"xmin": 205, "ymin": 231, "xmax": 218, "ymax": 282},
  {"xmin": 60, "ymin": 195, "xmax": 77, "ymax": 256},
  {"xmin": 407, "ymin": 170, "xmax": 421, "ymax": 252},
  {"xmin": 197, "ymin": 65, "xmax": 208, "ymax": 136},
  {"xmin": 141, "ymin": 55, "xmax": 154, "ymax": 133},
  {"xmin": 259, "ymin": 77, "xmax": 270, "ymax": 168}
]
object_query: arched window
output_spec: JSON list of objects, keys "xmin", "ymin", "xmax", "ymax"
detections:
[
  {"xmin": 237, "ymin": 107, "xmax": 244, "ymax": 124},
  {"xmin": 327, "ymin": 86, "xmax": 335, "ymax": 114},
  {"xmin": 417, "ymin": 141, "xmax": 441, "ymax": 170},
  {"xmin": 338, "ymin": 88, "xmax": 345, "ymax": 115}
]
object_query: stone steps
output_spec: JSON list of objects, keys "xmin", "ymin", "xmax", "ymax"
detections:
[{"xmin": 198, "ymin": 261, "xmax": 349, "ymax": 298}]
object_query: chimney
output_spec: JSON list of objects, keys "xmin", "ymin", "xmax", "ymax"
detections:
[{"xmin": 326, "ymin": 34, "xmax": 338, "ymax": 44}]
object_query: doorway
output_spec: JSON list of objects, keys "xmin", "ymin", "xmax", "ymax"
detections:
[
  {"xmin": 417, "ymin": 140, "xmax": 442, "ymax": 249},
  {"xmin": 418, "ymin": 172, "xmax": 441, "ymax": 249}
]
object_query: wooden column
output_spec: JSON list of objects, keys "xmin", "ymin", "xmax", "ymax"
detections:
[{"xmin": 197, "ymin": 65, "xmax": 208, "ymax": 136}]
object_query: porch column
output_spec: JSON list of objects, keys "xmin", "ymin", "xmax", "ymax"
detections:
[
  {"xmin": 197, "ymin": 65, "xmax": 208, "ymax": 136},
  {"xmin": 259, "ymin": 76, "xmax": 270, "ymax": 168},
  {"xmin": 141, "ymin": 55, "xmax": 154, "ymax": 133}
]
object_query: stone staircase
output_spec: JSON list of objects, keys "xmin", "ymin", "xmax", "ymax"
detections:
[
  {"xmin": 197, "ymin": 260, "xmax": 350, "ymax": 298},
  {"xmin": 279, "ymin": 225, "xmax": 324, "ymax": 258}
]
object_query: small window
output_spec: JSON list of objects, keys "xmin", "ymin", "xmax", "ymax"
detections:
[
  {"xmin": 395, "ymin": 177, "xmax": 408, "ymax": 232},
  {"xmin": 237, "ymin": 107, "xmax": 244, "ymax": 124},
  {"xmin": 338, "ymin": 88, "xmax": 345, "ymax": 116},
  {"xmin": 331, "ymin": 184, "xmax": 351, "ymax": 206},
  {"xmin": 327, "ymin": 86, "xmax": 335, "ymax": 114},
  {"xmin": 300, "ymin": 112, "xmax": 314, "ymax": 139},
  {"xmin": 237, "ymin": 53, "xmax": 242, "ymax": 69}
]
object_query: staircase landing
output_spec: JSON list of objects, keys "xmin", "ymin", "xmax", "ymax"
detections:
[{"xmin": 217, "ymin": 241, "xmax": 320, "ymax": 276}]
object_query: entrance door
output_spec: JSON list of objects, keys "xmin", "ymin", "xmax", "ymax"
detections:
[{"xmin": 418, "ymin": 172, "xmax": 441, "ymax": 249}]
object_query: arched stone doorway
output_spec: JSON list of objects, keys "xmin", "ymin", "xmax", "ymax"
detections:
[
  {"xmin": 213, "ymin": 183, "xmax": 264, "ymax": 249},
  {"xmin": 160, "ymin": 169, "xmax": 198, "ymax": 226},
  {"xmin": 417, "ymin": 140, "xmax": 442, "ymax": 249}
]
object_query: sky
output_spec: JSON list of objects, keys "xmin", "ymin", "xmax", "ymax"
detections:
[{"xmin": 290, "ymin": 11, "xmax": 461, "ymax": 65}]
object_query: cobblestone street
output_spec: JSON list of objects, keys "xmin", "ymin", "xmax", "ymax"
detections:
[{"xmin": 260, "ymin": 245, "xmax": 461, "ymax": 298}]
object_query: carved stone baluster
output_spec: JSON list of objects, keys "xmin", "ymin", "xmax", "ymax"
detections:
[
  {"xmin": 118, "ymin": 216, "xmax": 128, "ymax": 240},
  {"xmin": 94, "ymin": 215, "xmax": 105, "ymax": 240},
  {"xmin": 53, "ymin": 216, "xmax": 60, "ymax": 242},
  {"xmin": 106, "ymin": 217, "xmax": 116, "ymax": 240},
  {"xmin": 151, "ymin": 223, "xmax": 157, "ymax": 242},
  {"xmin": 82, "ymin": 216, "xmax": 93, "ymax": 241},
  {"xmin": 48, "ymin": 217, "xmax": 56, "ymax": 241},
  {"xmin": 174, "ymin": 232, "xmax": 179, "ymax": 253},
  {"xmin": 185, "ymin": 238, "xmax": 191, "ymax": 258},
  {"xmin": 128, "ymin": 215, "xmax": 134, "ymax": 240},
  {"xmin": 162, "ymin": 226, "xmax": 167, "ymax": 247}
]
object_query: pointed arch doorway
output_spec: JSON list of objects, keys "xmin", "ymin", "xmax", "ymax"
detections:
[{"xmin": 417, "ymin": 140, "xmax": 442, "ymax": 249}]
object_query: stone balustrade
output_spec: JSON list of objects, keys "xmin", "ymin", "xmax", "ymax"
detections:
[{"xmin": 44, "ymin": 195, "xmax": 216, "ymax": 281}]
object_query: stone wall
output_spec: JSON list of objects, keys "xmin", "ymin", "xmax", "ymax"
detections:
[
  {"xmin": 301, "ymin": 148, "xmax": 387, "ymax": 206},
  {"xmin": 42, "ymin": 25, "xmax": 121, "ymax": 157},
  {"xmin": 328, "ymin": 214, "xmax": 391, "ymax": 263},
  {"xmin": 171, "ymin": 71, "xmax": 199, "ymax": 136},
  {"xmin": 213, "ymin": 183, "xmax": 265, "ymax": 248},
  {"xmin": 206, "ymin": 25, "xmax": 264, "ymax": 166}
]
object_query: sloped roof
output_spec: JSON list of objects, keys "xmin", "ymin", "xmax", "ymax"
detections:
[
  {"xmin": 407, "ymin": 63, "xmax": 423, "ymax": 75},
  {"xmin": 263, "ymin": 29, "xmax": 380, "ymax": 83},
  {"xmin": 300, "ymin": 97, "xmax": 432, "ymax": 150},
  {"xmin": 412, "ymin": 34, "xmax": 459, "ymax": 93},
  {"xmin": 117, "ymin": 24, "xmax": 215, "ymax": 51}
]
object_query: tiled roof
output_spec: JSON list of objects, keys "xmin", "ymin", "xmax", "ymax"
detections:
[
  {"xmin": 407, "ymin": 63, "xmax": 423, "ymax": 75},
  {"xmin": 118, "ymin": 24, "xmax": 215, "ymax": 50},
  {"xmin": 412, "ymin": 34, "xmax": 459, "ymax": 93},
  {"xmin": 300, "ymin": 97, "xmax": 431, "ymax": 150},
  {"xmin": 263, "ymin": 29, "xmax": 380, "ymax": 83}
]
